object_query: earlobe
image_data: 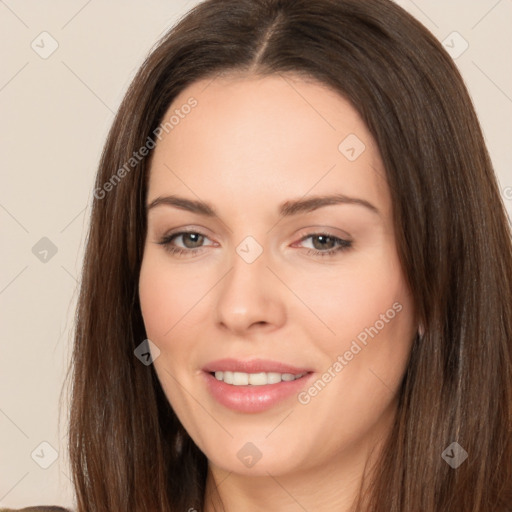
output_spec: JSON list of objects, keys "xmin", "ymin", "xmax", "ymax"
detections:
[{"xmin": 418, "ymin": 323, "xmax": 424, "ymax": 337}]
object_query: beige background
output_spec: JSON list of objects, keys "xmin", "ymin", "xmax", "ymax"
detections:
[{"xmin": 1, "ymin": 0, "xmax": 511, "ymax": 508}]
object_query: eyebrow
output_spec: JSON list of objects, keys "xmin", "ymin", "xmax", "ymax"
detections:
[{"xmin": 146, "ymin": 193, "xmax": 380, "ymax": 218}]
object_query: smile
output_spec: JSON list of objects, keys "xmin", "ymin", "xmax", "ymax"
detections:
[
  {"xmin": 202, "ymin": 359, "xmax": 314, "ymax": 413},
  {"xmin": 212, "ymin": 371, "xmax": 305, "ymax": 386}
]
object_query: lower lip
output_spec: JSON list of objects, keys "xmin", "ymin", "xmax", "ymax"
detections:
[{"xmin": 203, "ymin": 371, "xmax": 313, "ymax": 413}]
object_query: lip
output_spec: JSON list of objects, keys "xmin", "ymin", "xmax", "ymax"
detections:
[
  {"xmin": 202, "ymin": 358, "xmax": 314, "ymax": 413},
  {"xmin": 202, "ymin": 358, "xmax": 312, "ymax": 374}
]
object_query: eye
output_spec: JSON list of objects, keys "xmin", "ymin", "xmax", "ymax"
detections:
[
  {"xmin": 156, "ymin": 230, "xmax": 352, "ymax": 258},
  {"xmin": 157, "ymin": 230, "xmax": 214, "ymax": 256},
  {"xmin": 295, "ymin": 233, "xmax": 352, "ymax": 257}
]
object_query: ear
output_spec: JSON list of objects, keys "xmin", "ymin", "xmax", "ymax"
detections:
[{"xmin": 418, "ymin": 323, "xmax": 424, "ymax": 337}]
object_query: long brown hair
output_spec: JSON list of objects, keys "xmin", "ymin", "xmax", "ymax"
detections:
[{"xmin": 68, "ymin": 0, "xmax": 512, "ymax": 510}]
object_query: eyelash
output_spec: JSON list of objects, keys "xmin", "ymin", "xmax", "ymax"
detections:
[{"xmin": 157, "ymin": 230, "xmax": 352, "ymax": 258}]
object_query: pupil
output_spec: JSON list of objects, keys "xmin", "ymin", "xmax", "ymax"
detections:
[
  {"xmin": 313, "ymin": 235, "xmax": 334, "ymax": 250},
  {"xmin": 184, "ymin": 233, "xmax": 203, "ymax": 248}
]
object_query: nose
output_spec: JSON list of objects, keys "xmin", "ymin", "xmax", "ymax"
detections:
[{"xmin": 214, "ymin": 244, "xmax": 286, "ymax": 335}]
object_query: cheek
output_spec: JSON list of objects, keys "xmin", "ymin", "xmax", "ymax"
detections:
[
  {"xmin": 139, "ymin": 260, "xmax": 174, "ymax": 339},
  {"xmin": 138, "ymin": 251, "xmax": 206, "ymax": 340},
  {"xmin": 309, "ymin": 253, "xmax": 415, "ymax": 412},
  {"xmin": 297, "ymin": 245, "xmax": 413, "ymax": 352},
  {"xmin": 138, "ymin": 253, "xmax": 202, "ymax": 426},
  {"xmin": 297, "ymin": 247, "xmax": 415, "ymax": 417}
]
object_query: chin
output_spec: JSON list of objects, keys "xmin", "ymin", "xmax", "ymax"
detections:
[{"xmin": 200, "ymin": 434, "xmax": 310, "ymax": 477}]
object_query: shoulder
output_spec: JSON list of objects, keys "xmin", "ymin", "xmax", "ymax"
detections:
[{"xmin": 0, "ymin": 507, "xmax": 71, "ymax": 512}]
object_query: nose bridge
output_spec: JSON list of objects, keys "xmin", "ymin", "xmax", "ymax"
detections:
[{"xmin": 214, "ymin": 234, "xmax": 285, "ymax": 332}]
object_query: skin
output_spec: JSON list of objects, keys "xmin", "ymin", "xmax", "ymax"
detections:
[{"xmin": 138, "ymin": 72, "xmax": 417, "ymax": 512}]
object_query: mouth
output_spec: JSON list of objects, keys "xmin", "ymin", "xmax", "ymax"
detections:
[
  {"xmin": 209, "ymin": 370, "xmax": 307, "ymax": 386},
  {"xmin": 202, "ymin": 358, "xmax": 314, "ymax": 413}
]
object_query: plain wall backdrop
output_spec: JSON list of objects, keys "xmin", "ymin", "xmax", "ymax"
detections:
[{"xmin": 1, "ymin": 0, "xmax": 511, "ymax": 508}]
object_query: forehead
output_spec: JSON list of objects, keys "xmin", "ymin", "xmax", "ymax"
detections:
[{"xmin": 147, "ymin": 73, "xmax": 390, "ymax": 219}]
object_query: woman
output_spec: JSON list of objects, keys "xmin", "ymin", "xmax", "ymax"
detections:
[{"xmin": 10, "ymin": 0, "xmax": 511, "ymax": 510}]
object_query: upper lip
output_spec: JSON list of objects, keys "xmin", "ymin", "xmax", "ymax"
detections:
[{"xmin": 203, "ymin": 358, "xmax": 312, "ymax": 374}]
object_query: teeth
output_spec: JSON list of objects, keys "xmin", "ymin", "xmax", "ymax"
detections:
[{"xmin": 213, "ymin": 370, "xmax": 305, "ymax": 386}]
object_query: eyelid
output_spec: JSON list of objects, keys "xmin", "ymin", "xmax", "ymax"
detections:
[
  {"xmin": 156, "ymin": 227, "xmax": 353, "ymax": 259},
  {"xmin": 292, "ymin": 232, "xmax": 353, "ymax": 255},
  {"xmin": 293, "ymin": 226, "xmax": 353, "ymax": 243},
  {"xmin": 160, "ymin": 229, "xmax": 216, "ymax": 247},
  {"xmin": 158, "ymin": 226, "xmax": 351, "ymax": 245},
  {"xmin": 159, "ymin": 225, "xmax": 215, "ymax": 240},
  {"xmin": 295, "ymin": 232, "xmax": 351, "ymax": 246}
]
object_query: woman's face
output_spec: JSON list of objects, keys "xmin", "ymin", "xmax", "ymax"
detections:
[{"xmin": 139, "ymin": 73, "xmax": 417, "ymax": 477}]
